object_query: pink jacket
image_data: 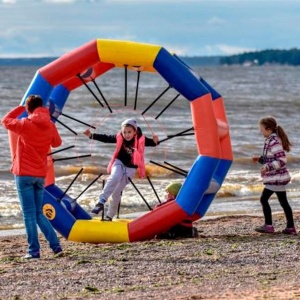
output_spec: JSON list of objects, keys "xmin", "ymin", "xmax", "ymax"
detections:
[
  {"xmin": 1, "ymin": 106, "xmax": 62, "ymax": 177},
  {"xmin": 107, "ymin": 132, "xmax": 146, "ymax": 178}
]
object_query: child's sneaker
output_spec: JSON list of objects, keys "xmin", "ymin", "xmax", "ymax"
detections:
[
  {"xmin": 91, "ymin": 203, "xmax": 104, "ymax": 214},
  {"xmin": 255, "ymin": 224, "xmax": 274, "ymax": 234},
  {"xmin": 282, "ymin": 227, "xmax": 297, "ymax": 235},
  {"xmin": 103, "ymin": 216, "xmax": 112, "ymax": 221}
]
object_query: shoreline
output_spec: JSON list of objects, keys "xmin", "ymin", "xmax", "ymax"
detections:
[
  {"xmin": 0, "ymin": 212, "xmax": 299, "ymax": 299},
  {"xmin": 0, "ymin": 211, "xmax": 265, "ymax": 237},
  {"xmin": 1, "ymin": 193, "xmax": 295, "ymax": 237},
  {"xmin": 0, "ymin": 208, "xmax": 292, "ymax": 238}
]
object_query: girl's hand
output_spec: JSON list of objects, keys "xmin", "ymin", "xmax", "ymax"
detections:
[
  {"xmin": 83, "ymin": 129, "xmax": 91, "ymax": 137},
  {"xmin": 252, "ymin": 156, "xmax": 259, "ymax": 163},
  {"xmin": 260, "ymin": 165, "xmax": 267, "ymax": 175},
  {"xmin": 153, "ymin": 135, "xmax": 159, "ymax": 144}
]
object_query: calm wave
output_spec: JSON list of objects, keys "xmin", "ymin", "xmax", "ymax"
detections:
[{"xmin": 1, "ymin": 65, "xmax": 300, "ymax": 229}]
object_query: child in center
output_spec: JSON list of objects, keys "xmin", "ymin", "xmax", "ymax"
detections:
[
  {"xmin": 252, "ymin": 116, "xmax": 296, "ymax": 235},
  {"xmin": 84, "ymin": 118, "xmax": 158, "ymax": 220}
]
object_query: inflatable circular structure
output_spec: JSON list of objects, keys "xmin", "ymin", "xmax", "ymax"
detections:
[{"xmin": 8, "ymin": 39, "xmax": 233, "ymax": 243}]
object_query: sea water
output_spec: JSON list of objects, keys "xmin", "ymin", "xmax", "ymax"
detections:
[{"xmin": 1, "ymin": 64, "xmax": 300, "ymax": 230}]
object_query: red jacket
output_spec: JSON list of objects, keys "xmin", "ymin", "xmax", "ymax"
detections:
[{"xmin": 1, "ymin": 106, "xmax": 62, "ymax": 177}]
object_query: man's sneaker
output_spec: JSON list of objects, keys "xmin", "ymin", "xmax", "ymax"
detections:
[
  {"xmin": 92, "ymin": 203, "xmax": 104, "ymax": 214},
  {"xmin": 53, "ymin": 246, "xmax": 63, "ymax": 256},
  {"xmin": 103, "ymin": 216, "xmax": 112, "ymax": 221},
  {"xmin": 255, "ymin": 224, "xmax": 274, "ymax": 234},
  {"xmin": 282, "ymin": 227, "xmax": 297, "ymax": 235},
  {"xmin": 23, "ymin": 253, "xmax": 40, "ymax": 259}
]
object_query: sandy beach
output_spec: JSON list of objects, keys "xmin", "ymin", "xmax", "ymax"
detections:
[{"xmin": 1, "ymin": 212, "xmax": 300, "ymax": 300}]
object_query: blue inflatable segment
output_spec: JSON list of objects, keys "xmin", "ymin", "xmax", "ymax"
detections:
[
  {"xmin": 72, "ymin": 202, "xmax": 93, "ymax": 220},
  {"xmin": 196, "ymin": 193, "xmax": 216, "ymax": 217},
  {"xmin": 199, "ymin": 78, "xmax": 221, "ymax": 101},
  {"xmin": 49, "ymin": 85, "xmax": 70, "ymax": 112},
  {"xmin": 195, "ymin": 159, "xmax": 232, "ymax": 216},
  {"xmin": 20, "ymin": 71, "xmax": 53, "ymax": 105},
  {"xmin": 154, "ymin": 48, "xmax": 209, "ymax": 101},
  {"xmin": 18, "ymin": 71, "xmax": 54, "ymax": 118},
  {"xmin": 176, "ymin": 155, "xmax": 220, "ymax": 215},
  {"xmin": 43, "ymin": 188, "xmax": 76, "ymax": 238},
  {"xmin": 45, "ymin": 184, "xmax": 91, "ymax": 220},
  {"xmin": 214, "ymin": 159, "xmax": 233, "ymax": 184}
]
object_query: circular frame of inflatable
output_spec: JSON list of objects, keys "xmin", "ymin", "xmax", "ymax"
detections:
[{"xmin": 8, "ymin": 39, "xmax": 233, "ymax": 243}]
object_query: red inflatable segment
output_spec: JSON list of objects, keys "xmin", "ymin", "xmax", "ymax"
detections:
[
  {"xmin": 39, "ymin": 40, "xmax": 100, "ymax": 86},
  {"xmin": 62, "ymin": 61, "xmax": 115, "ymax": 91},
  {"xmin": 191, "ymin": 93, "xmax": 221, "ymax": 158},
  {"xmin": 213, "ymin": 97, "xmax": 233, "ymax": 161},
  {"xmin": 128, "ymin": 201, "xmax": 191, "ymax": 242}
]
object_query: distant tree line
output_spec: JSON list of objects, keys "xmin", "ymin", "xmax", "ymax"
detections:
[
  {"xmin": 1, "ymin": 49, "xmax": 300, "ymax": 67},
  {"xmin": 220, "ymin": 48, "xmax": 300, "ymax": 66}
]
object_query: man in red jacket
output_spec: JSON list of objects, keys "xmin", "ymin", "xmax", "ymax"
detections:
[{"xmin": 1, "ymin": 95, "xmax": 63, "ymax": 259}]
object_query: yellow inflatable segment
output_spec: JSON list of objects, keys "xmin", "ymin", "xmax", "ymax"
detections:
[
  {"xmin": 96, "ymin": 39, "xmax": 161, "ymax": 72},
  {"xmin": 68, "ymin": 219, "xmax": 130, "ymax": 243}
]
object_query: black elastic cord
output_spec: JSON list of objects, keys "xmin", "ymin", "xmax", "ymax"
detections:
[
  {"xmin": 142, "ymin": 85, "xmax": 172, "ymax": 115},
  {"xmin": 150, "ymin": 160, "xmax": 187, "ymax": 177},
  {"xmin": 134, "ymin": 70, "xmax": 141, "ymax": 110},
  {"xmin": 53, "ymin": 154, "xmax": 91, "ymax": 162},
  {"xmin": 117, "ymin": 191, "xmax": 123, "ymax": 219},
  {"xmin": 163, "ymin": 161, "xmax": 188, "ymax": 175},
  {"xmin": 159, "ymin": 127, "xmax": 194, "ymax": 144},
  {"xmin": 77, "ymin": 74, "xmax": 104, "ymax": 107},
  {"xmin": 61, "ymin": 113, "xmax": 96, "ymax": 129},
  {"xmin": 52, "ymin": 117, "xmax": 77, "ymax": 136},
  {"xmin": 155, "ymin": 93, "xmax": 180, "ymax": 120},
  {"xmin": 128, "ymin": 177, "xmax": 152, "ymax": 211},
  {"xmin": 75, "ymin": 173, "xmax": 103, "ymax": 201},
  {"xmin": 48, "ymin": 145, "xmax": 75, "ymax": 156},
  {"xmin": 91, "ymin": 79, "xmax": 113, "ymax": 113},
  {"xmin": 57, "ymin": 168, "xmax": 84, "ymax": 203},
  {"xmin": 124, "ymin": 65, "xmax": 128, "ymax": 106},
  {"xmin": 147, "ymin": 176, "xmax": 161, "ymax": 203}
]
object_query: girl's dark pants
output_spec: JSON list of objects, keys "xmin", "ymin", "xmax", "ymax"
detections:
[{"xmin": 260, "ymin": 187, "xmax": 294, "ymax": 228}]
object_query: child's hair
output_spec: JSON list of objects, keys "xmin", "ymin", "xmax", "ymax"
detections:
[
  {"xmin": 26, "ymin": 95, "xmax": 43, "ymax": 113},
  {"xmin": 259, "ymin": 116, "xmax": 293, "ymax": 152}
]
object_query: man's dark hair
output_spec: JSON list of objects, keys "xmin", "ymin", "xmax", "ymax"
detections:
[{"xmin": 26, "ymin": 95, "xmax": 43, "ymax": 113}]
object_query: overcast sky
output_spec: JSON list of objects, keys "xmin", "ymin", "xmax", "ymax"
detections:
[{"xmin": 0, "ymin": 0, "xmax": 299, "ymax": 58}]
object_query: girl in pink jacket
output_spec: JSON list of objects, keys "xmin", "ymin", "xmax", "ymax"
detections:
[{"xmin": 84, "ymin": 118, "xmax": 158, "ymax": 220}]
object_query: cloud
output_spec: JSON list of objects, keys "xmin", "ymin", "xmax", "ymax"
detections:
[
  {"xmin": 1, "ymin": 0, "xmax": 16, "ymax": 4},
  {"xmin": 207, "ymin": 16, "xmax": 227, "ymax": 26},
  {"xmin": 0, "ymin": 0, "xmax": 299, "ymax": 57},
  {"xmin": 216, "ymin": 44, "xmax": 256, "ymax": 55}
]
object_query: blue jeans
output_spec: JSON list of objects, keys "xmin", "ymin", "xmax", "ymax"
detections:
[{"xmin": 15, "ymin": 176, "xmax": 60, "ymax": 255}]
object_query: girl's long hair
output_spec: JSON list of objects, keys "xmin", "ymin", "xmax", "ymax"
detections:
[{"xmin": 259, "ymin": 116, "xmax": 293, "ymax": 152}]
